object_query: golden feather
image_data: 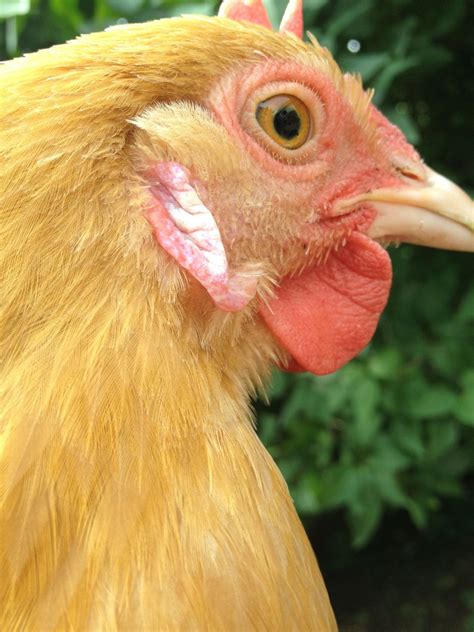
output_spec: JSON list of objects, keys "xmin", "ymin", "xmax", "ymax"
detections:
[{"xmin": 0, "ymin": 17, "xmax": 349, "ymax": 630}]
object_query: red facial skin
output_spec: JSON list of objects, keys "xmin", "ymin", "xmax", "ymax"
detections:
[
  {"xmin": 147, "ymin": 56, "xmax": 424, "ymax": 375},
  {"xmin": 204, "ymin": 61, "xmax": 422, "ymax": 374},
  {"xmin": 207, "ymin": 60, "xmax": 421, "ymax": 224}
]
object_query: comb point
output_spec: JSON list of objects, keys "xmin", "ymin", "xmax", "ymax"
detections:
[
  {"xmin": 218, "ymin": 0, "xmax": 272, "ymax": 30},
  {"xmin": 279, "ymin": 0, "xmax": 303, "ymax": 38}
]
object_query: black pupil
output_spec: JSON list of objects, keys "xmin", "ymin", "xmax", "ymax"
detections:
[{"xmin": 273, "ymin": 107, "xmax": 301, "ymax": 140}]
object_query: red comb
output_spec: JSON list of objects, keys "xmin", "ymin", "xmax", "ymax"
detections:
[
  {"xmin": 280, "ymin": 0, "xmax": 303, "ymax": 38},
  {"xmin": 218, "ymin": 0, "xmax": 304, "ymax": 38},
  {"xmin": 218, "ymin": 0, "xmax": 272, "ymax": 30}
]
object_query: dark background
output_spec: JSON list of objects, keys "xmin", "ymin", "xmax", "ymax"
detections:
[{"xmin": 1, "ymin": 1, "xmax": 473, "ymax": 629}]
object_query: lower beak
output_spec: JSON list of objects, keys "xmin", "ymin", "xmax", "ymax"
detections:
[{"xmin": 342, "ymin": 166, "xmax": 474, "ymax": 252}]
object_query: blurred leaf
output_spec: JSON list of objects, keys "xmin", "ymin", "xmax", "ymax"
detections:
[
  {"xmin": 292, "ymin": 472, "xmax": 320, "ymax": 513},
  {"xmin": 372, "ymin": 57, "xmax": 418, "ymax": 105},
  {"xmin": 0, "ymin": 0, "xmax": 30, "ymax": 18},
  {"xmin": 258, "ymin": 412, "xmax": 278, "ymax": 445},
  {"xmin": 350, "ymin": 378, "xmax": 381, "ymax": 445},
  {"xmin": 340, "ymin": 52, "xmax": 390, "ymax": 82},
  {"xmin": 368, "ymin": 347, "xmax": 402, "ymax": 380},
  {"xmin": 170, "ymin": 2, "xmax": 214, "ymax": 15},
  {"xmin": 318, "ymin": 464, "xmax": 359, "ymax": 509},
  {"xmin": 407, "ymin": 385, "xmax": 457, "ymax": 419},
  {"xmin": 326, "ymin": 0, "xmax": 372, "ymax": 38},
  {"xmin": 406, "ymin": 499, "xmax": 428, "ymax": 529},
  {"xmin": 303, "ymin": 0, "xmax": 328, "ymax": 20},
  {"xmin": 270, "ymin": 369, "xmax": 289, "ymax": 399},
  {"xmin": 263, "ymin": 0, "xmax": 286, "ymax": 29},
  {"xmin": 49, "ymin": 0, "xmax": 83, "ymax": 31},
  {"xmin": 370, "ymin": 435, "xmax": 408, "ymax": 471},
  {"xmin": 436, "ymin": 448, "xmax": 472, "ymax": 479},
  {"xmin": 454, "ymin": 370, "xmax": 474, "ymax": 426},
  {"xmin": 277, "ymin": 457, "xmax": 301, "ymax": 481},
  {"xmin": 323, "ymin": 368, "xmax": 356, "ymax": 412},
  {"xmin": 349, "ymin": 492, "xmax": 382, "ymax": 548},
  {"xmin": 415, "ymin": 44, "xmax": 452, "ymax": 68},
  {"xmin": 372, "ymin": 469, "xmax": 409, "ymax": 507},
  {"xmin": 457, "ymin": 287, "xmax": 474, "ymax": 322},
  {"xmin": 279, "ymin": 377, "xmax": 324, "ymax": 423},
  {"xmin": 392, "ymin": 419, "xmax": 425, "ymax": 459},
  {"xmin": 392, "ymin": 16, "xmax": 416, "ymax": 58},
  {"xmin": 426, "ymin": 421, "xmax": 459, "ymax": 460},
  {"xmin": 428, "ymin": 0, "xmax": 465, "ymax": 38},
  {"xmin": 105, "ymin": 0, "xmax": 144, "ymax": 13}
]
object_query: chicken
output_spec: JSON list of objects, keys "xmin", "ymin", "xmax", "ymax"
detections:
[{"xmin": 1, "ymin": 0, "xmax": 473, "ymax": 629}]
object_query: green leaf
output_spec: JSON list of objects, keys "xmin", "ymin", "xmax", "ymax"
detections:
[
  {"xmin": 49, "ymin": 0, "xmax": 83, "ymax": 31},
  {"xmin": 339, "ymin": 52, "xmax": 390, "ymax": 82},
  {"xmin": 406, "ymin": 499, "xmax": 428, "ymax": 529},
  {"xmin": 105, "ymin": 0, "xmax": 144, "ymax": 14},
  {"xmin": 392, "ymin": 419, "xmax": 425, "ymax": 459},
  {"xmin": 269, "ymin": 369, "xmax": 289, "ymax": 399},
  {"xmin": 392, "ymin": 16, "xmax": 416, "ymax": 58},
  {"xmin": 0, "ymin": 0, "xmax": 30, "ymax": 18},
  {"xmin": 455, "ymin": 401, "xmax": 474, "ymax": 426},
  {"xmin": 280, "ymin": 381, "xmax": 311, "ymax": 423},
  {"xmin": 292, "ymin": 472, "xmax": 320, "ymax": 514},
  {"xmin": 277, "ymin": 457, "xmax": 300, "ymax": 482},
  {"xmin": 326, "ymin": 0, "xmax": 373, "ymax": 38},
  {"xmin": 407, "ymin": 385, "xmax": 457, "ymax": 419},
  {"xmin": 457, "ymin": 288, "xmax": 474, "ymax": 322},
  {"xmin": 164, "ymin": 2, "xmax": 214, "ymax": 17},
  {"xmin": 322, "ymin": 367, "xmax": 357, "ymax": 413},
  {"xmin": 370, "ymin": 464, "xmax": 409, "ymax": 507},
  {"xmin": 371, "ymin": 436, "xmax": 409, "ymax": 471},
  {"xmin": 303, "ymin": 0, "xmax": 328, "ymax": 18},
  {"xmin": 368, "ymin": 347, "xmax": 402, "ymax": 380},
  {"xmin": 426, "ymin": 421, "xmax": 459, "ymax": 460},
  {"xmin": 263, "ymin": 0, "xmax": 286, "ymax": 29},
  {"xmin": 436, "ymin": 448, "xmax": 472, "ymax": 479},
  {"xmin": 318, "ymin": 464, "xmax": 359, "ymax": 509},
  {"xmin": 454, "ymin": 370, "xmax": 474, "ymax": 426},
  {"xmin": 372, "ymin": 57, "xmax": 418, "ymax": 106},
  {"xmin": 258, "ymin": 413, "xmax": 278, "ymax": 445},
  {"xmin": 350, "ymin": 378, "xmax": 381, "ymax": 445},
  {"xmin": 348, "ymin": 493, "xmax": 382, "ymax": 548},
  {"xmin": 312, "ymin": 428, "xmax": 334, "ymax": 468}
]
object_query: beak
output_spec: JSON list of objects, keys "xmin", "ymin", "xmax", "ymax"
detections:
[{"xmin": 338, "ymin": 166, "xmax": 474, "ymax": 252}]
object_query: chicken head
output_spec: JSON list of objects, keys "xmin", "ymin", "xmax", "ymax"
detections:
[
  {"xmin": 1, "ymin": 2, "xmax": 473, "ymax": 629},
  {"xmin": 137, "ymin": 0, "xmax": 474, "ymax": 376}
]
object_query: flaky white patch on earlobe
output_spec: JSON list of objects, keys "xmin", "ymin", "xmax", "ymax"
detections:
[{"xmin": 146, "ymin": 162, "xmax": 257, "ymax": 312}]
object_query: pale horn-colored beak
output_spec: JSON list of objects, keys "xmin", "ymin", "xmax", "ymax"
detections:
[{"xmin": 339, "ymin": 166, "xmax": 474, "ymax": 252}]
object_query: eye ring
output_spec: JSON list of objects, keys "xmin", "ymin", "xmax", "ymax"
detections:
[
  {"xmin": 255, "ymin": 94, "xmax": 311, "ymax": 150},
  {"xmin": 236, "ymin": 80, "xmax": 326, "ymax": 170}
]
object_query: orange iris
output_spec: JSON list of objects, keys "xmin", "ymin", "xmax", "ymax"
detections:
[{"xmin": 256, "ymin": 94, "xmax": 311, "ymax": 150}]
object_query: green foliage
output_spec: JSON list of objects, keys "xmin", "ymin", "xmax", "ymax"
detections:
[
  {"xmin": 261, "ymin": 246, "xmax": 474, "ymax": 547},
  {"xmin": 1, "ymin": 0, "xmax": 472, "ymax": 549},
  {"xmin": 0, "ymin": 0, "xmax": 30, "ymax": 19}
]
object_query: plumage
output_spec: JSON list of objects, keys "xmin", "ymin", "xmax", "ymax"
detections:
[{"xmin": 1, "ymin": 5, "xmax": 473, "ymax": 631}]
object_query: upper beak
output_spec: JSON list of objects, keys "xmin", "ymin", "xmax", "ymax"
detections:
[{"xmin": 338, "ymin": 166, "xmax": 474, "ymax": 252}]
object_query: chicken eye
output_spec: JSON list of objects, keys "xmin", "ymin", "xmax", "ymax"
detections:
[{"xmin": 256, "ymin": 94, "xmax": 311, "ymax": 150}]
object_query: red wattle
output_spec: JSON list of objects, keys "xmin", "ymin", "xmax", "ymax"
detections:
[{"xmin": 259, "ymin": 233, "xmax": 392, "ymax": 375}]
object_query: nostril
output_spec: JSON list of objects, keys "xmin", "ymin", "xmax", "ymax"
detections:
[
  {"xmin": 392, "ymin": 156, "xmax": 427, "ymax": 184},
  {"xmin": 399, "ymin": 168, "xmax": 423, "ymax": 181},
  {"xmin": 395, "ymin": 164, "xmax": 427, "ymax": 186}
]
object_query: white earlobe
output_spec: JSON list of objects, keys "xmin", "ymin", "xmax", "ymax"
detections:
[{"xmin": 146, "ymin": 161, "xmax": 257, "ymax": 311}]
